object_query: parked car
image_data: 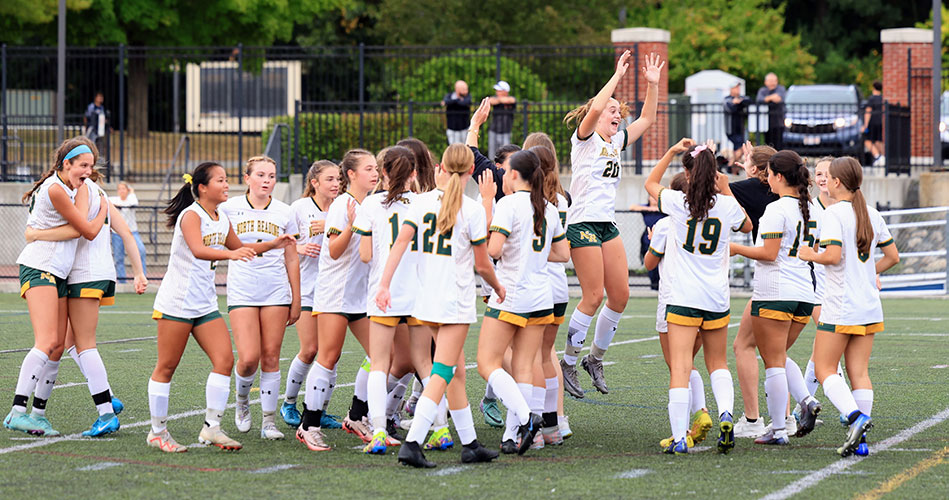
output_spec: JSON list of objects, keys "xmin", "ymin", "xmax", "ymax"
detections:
[{"xmin": 782, "ymin": 84, "xmax": 863, "ymax": 157}]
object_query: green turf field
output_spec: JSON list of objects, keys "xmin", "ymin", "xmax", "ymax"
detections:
[{"xmin": 0, "ymin": 293, "xmax": 947, "ymax": 499}]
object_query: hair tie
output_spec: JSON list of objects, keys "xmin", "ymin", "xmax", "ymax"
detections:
[
  {"xmin": 182, "ymin": 173, "xmax": 193, "ymax": 185},
  {"xmin": 689, "ymin": 144, "xmax": 708, "ymax": 158},
  {"xmin": 64, "ymin": 144, "xmax": 93, "ymax": 161}
]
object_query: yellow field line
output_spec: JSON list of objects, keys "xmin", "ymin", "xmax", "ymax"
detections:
[{"xmin": 853, "ymin": 445, "xmax": 949, "ymax": 500}]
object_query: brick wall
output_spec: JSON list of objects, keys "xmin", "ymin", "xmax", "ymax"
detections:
[
  {"xmin": 882, "ymin": 30, "xmax": 934, "ymax": 157},
  {"xmin": 611, "ymin": 29, "xmax": 669, "ymax": 162}
]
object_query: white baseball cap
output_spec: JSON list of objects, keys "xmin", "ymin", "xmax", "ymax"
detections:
[{"xmin": 493, "ymin": 81, "xmax": 511, "ymax": 92}]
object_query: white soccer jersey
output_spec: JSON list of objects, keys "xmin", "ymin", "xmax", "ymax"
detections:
[
  {"xmin": 290, "ymin": 196, "xmax": 328, "ymax": 308},
  {"xmin": 352, "ymin": 191, "xmax": 420, "ymax": 317},
  {"xmin": 404, "ymin": 189, "xmax": 487, "ymax": 324},
  {"xmin": 220, "ymin": 195, "xmax": 298, "ymax": 307},
  {"xmin": 17, "ymin": 173, "xmax": 80, "ymax": 279},
  {"xmin": 658, "ymin": 189, "xmax": 748, "ymax": 313},
  {"xmin": 312, "ymin": 192, "xmax": 369, "ymax": 314},
  {"xmin": 68, "ymin": 179, "xmax": 117, "ymax": 284},
  {"xmin": 648, "ymin": 216, "xmax": 673, "ymax": 332},
  {"xmin": 488, "ymin": 191, "xmax": 565, "ymax": 313},
  {"xmin": 153, "ymin": 203, "xmax": 230, "ymax": 318},
  {"xmin": 752, "ymin": 196, "xmax": 820, "ymax": 303},
  {"xmin": 548, "ymin": 193, "xmax": 570, "ymax": 304},
  {"xmin": 812, "ymin": 198, "xmax": 828, "ymax": 304},
  {"xmin": 817, "ymin": 202, "xmax": 893, "ymax": 326},
  {"xmin": 566, "ymin": 129, "xmax": 627, "ymax": 224}
]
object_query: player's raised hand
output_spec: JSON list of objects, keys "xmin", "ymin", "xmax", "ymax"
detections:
[
  {"xmin": 642, "ymin": 52, "xmax": 665, "ymax": 85},
  {"xmin": 615, "ymin": 50, "xmax": 631, "ymax": 77}
]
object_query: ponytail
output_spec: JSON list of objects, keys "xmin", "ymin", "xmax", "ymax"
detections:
[
  {"xmin": 523, "ymin": 133, "xmax": 565, "ymax": 204},
  {"xmin": 769, "ymin": 150, "xmax": 811, "ymax": 240},
  {"xmin": 436, "ymin": 144, "xmax": 473, "ymax": 234},
  {"xmin": 302, "ymin": 160, "xmax": 338, "ymax": 198},
  {"xmin": 23, "ymin": 136, "xmax": 98, "ymax": 203},
  {"xmin": 397, "ymin": 138, "xmax": 436, "ymax": 192},
  {"xmin": 829, "ymin": 157, "xmax": 873, "ymax": 255},
  {"xmin": 681, "ymin": 145, "xmax": 718, "ymax": 220},
  {"xmin": 510, "ymin": 150, "xmax": 545, "ymax": 236},
  {"xmin": 164, "ymin": 162, "xmax": 221, "ymax": 228},
  {"xmin": 381, "ymin": 146, "xmax": 416, "ymax": 207}
]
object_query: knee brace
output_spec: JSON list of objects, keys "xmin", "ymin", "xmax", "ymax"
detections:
[{"xmin": 431, "ymin": 362, "xmax": 456, "ymax": 385}]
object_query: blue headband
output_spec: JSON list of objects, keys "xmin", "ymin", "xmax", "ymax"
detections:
[{"xmin": 64, "ymin": 144, "xmax": 93, "ymax": 161}]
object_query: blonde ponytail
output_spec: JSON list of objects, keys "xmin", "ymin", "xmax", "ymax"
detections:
[{"xmin": 436, "ymin": 144, "xmax": 473, "ymax": 235}]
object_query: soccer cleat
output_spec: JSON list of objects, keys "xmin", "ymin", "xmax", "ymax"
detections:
[
  {"xmin": 717, "ymin": 412, "xmax": 735, "ymax": 454},
  {"xmin": 423, "ymin": 426, "xmax": 454, "ymax": 450},
  {"xmin": 295, "ymin": 426, "xmax": 331, "ymax": 451},
  {"xmin": 663, "ymin": 438, "xmax": 689, "ymax": 455},
  {"xmin": 199, "ymin": 423, "xmax": 242, "ymax": 451},
  {"xmin": 234, "ymin": 397, "xmax": 252, "ymax": 433},
  {"xmin": 838, "ymin": 412, "xmax": 872, "ymax": 457},
  {"xmin": 260, "ymin": 421, "xmax": 285, "ymax": 440},
  {"xmin": 580, "ymin": 355, "xmax": 608, "ymax": 394},
  {"xmin": 4, "ymin": 409, "xmax": 45, "ymax": 436},
  {"xmin": 689, "ymin": 410, "xmax": 713, "ymax": 445},
  {"xmin": 500, "ymin": 439, "xmax": 518, "ymax": 454},
  {"xmin": 111, "ymin": 396, "xmax": 124, "ymax": 416},
  {"xmin": 560, "ymin": 359, "xmax": 585, "ymax": 399},
  {"xmin": 363, "ymin": 430, "xmax": 387, "ymax": 454},
  {"xmin": 795, "ymin": 396, "xmax": 822, "ymax": 438},
  {"xmin": 384, "ymin": 432, "xmax": 401, "ymax": 447},
  {"xmin": 399, "ymin": 418, "xmax": 414, "ymax": 431},
  {"xmin": 461, "ymin": 440, "xmax": 499, "ymax": 463},
  {"xmin": 147, "ymin": 429, "xmax": 187, "ymax": 453},
  {"xmin": 660, "ymin": 434, "xmax": 694, "ymax": 450},
  {"xmin": 733, "ymin": 413, "xmax": 767, "ymax": 438},
  {"xmin": 786, "ymin": 416, "xmax": 798, "ymax": 437},
  {"xmin": 542, "ymin": 426, "xmax": 564, "ymax": 446},
  {"xmin": 29, "ymin": 414, "xmax": 60, "ymax": 437},
  {"xmin": 343, "ymin": 416, "xmax": 372, "ymax": 443},
  {"xmin": 559, "ymin": 416, "xmax": 573, "ymax": 439},
  {"xmin": 280, "ymin": 401, "xmax": 302, "ymax": 427},
  {"xmin": 82, "ymin": 413, "xmax": 120, "ymax": 437},
  {"xmin": 405, "ymin": 393, "xmax": 419, "ymax": 417},
  {"xmin": 398, "ymin": 440, "xmax": 435, "ymax": 468},
  {"xmin": 839, "ymin": 414, "xmax": 849, "ymax": 427},
  {"xmin": 530, "ymin": 431, "xmax": 544, "ymax": 450},
  {"xmin": 754, "ymin": 427, "xmax": 790, "ymax": 445},
  {"xmin": 386, "ymin": 419, "xmax": 404, "ymax": 442},
  {"xmin": 321, "ymin": 412, "xmax": 343, "ymax": 429},
  {"xmin": 516, "ymin": 413, "xmax": 543, "ymax": 455},
  {"xmin": 480, "ymin": 398, "xmax": 504, "ymax": 428},
  {"xmin": 855, "ymin": 434, "xmax": 869, "ymax": 456}
]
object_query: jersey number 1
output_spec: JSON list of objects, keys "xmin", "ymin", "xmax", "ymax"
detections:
[{"xmin": 389, "ymin": 213, "xmax": 419, "ymax": 250}]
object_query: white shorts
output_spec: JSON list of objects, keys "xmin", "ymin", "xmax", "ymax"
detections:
[{"xmin": 656, "ymin": 300, "xmax": 667, "ymax": 334}]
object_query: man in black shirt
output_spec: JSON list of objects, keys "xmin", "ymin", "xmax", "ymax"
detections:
[
  {"xmin": 442, "ymin": 80, "xmax": 472, "ymax": 145},
  {"xmin": 724, "ymin": 81, "xmax": 751, "ymax": 165},
  {"xmin": 863, "ymin": 80, "xmax": 884, "ymax": 165},
  {"xmin": 756, "ymin": 73, "xmax": 787, "ymax": 150},
  {"xmin": 488, "ymin": 81, "xmax": 516, "ymax": 160}
]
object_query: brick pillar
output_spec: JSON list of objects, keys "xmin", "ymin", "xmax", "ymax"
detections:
[
  {"xmin": 881, "ymin": 28, "xmax": 933, "ymax": 158},
  {"xmin": 611, "ymin": 28, "xmax": 669, "ymax": 163}
]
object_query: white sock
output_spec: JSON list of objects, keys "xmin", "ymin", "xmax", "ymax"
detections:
[
  {"xmin": 450, "ymin": 405, "xmax": 477, "ymax": 446},
  {"xmin": 785, "ymin": 357, "xmax": 810, "ymax": 404},
  {"xmin": 433, "ymin": 396, "xmax": 448, "ymax": 429},
  {"xmin": 205, "ymin": 372, "xmax": 230, "ymax": 426},
  {"xmin": 709, "ymin": 369, "xmax": 734, "ymax": 418},
  {"xmin": 354, "ymin": 357, "xmax": 370, "ymax": 402},
  {"xmin": 405, "ymin": 395, "xmax": 437, "ymax": 444},
  {"xmin": 67, "ymin": 346, "xmax": 83, "ymax": 376},
  {"xmin": 530, "ymin": 385, "xmax": 545, "ymax": 414},
  {"xmin": 304, "ymin": 363, "xmax": 333, "ymax": 418},
  {"xmin": 235, "ymin": 369, "xmax": 256, "ymax": 401},
  {"xmin": 804, "ymin": 359, "xmax": 819, "ymax": 396},
  {"xmin": 420, "ymin": 376, "xmax": 431, "ymax": 389},
  {"xmin": 668, "ymin": 387, "xmax": 690, "ymax": 442},
  {"xmin": 148, "ymin": 379, "xmax": 170, "ymax": 433},
  {"xmin": 487, "ymin": 368, "xmax": 530, "ymax": 426},
  {"xmin": 284, "ymin": 356, "xmax": 311, "ymax": 403},
  {"xmin": 484, "ymin": 382, "xmax": 497, "ymax": 400},
  {"xmin": 386, "ymin": 373, "xmax": 399, "ymax": 393},
  {"xmin": 544, "ymin": 377, "xmax": 558, "ymax": 414},
  {"xmin": 386, "ymin": 373, "xmax": 413, "ymax": 419},
  {"xmin": 821, "ymin": 374, "xmax": 858, "ymax": 417},
  {"xmin": 591, "ymin": 306, "xmax": 623, "ymax": 359},
  {"xmin": 689, "ymin": 369, "xmax": 706, "ymax": 413},
  {"xmin": 322, "ymin": 365, "xmax": 338, "ymax": 412},
  {"xmin": 78, "ymin": 349, "xmax": 114, "ymax": 416},
  {"xmin": 764, "ymin": 367, "xmax": 788, "ymax": 431},
  {"xmin": 367, "ymin": 370, "xmax": 388, "ymax": 431},
  {"xmin": 411, "ymin": 377, "xmax": 422, "ymax": 397},
  {"xmin": 13, "ymin": 348, "xmax": 48, "ymax": 413},
  {"xmin": 837, "ymin": 362, "xmax": 844, "ymax": 379},
  {"xmin": 852, "ymin": 389, "xmax": 873, "ymax": 416},
  {"xmin": 31, "ymin": 360, "xmax": 59, "ymax": 416},
  {"xmin": 564, "ymin": 308, "xmax": 593, "ymax": 365},
  {"xmin": 259, "ymin": 371, "xmax": 280, "ymax": 413}
]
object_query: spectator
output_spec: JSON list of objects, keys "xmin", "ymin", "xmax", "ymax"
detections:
[
  {"xmin": 84, "ymin": 91, "xmax": 111, "ymax": 166},
  {"xmin": 628, "ymin": 196, "xmax": 664, "ymax": 290},
  {"xmin": 863, "ymin": 80, "xmax": 884, "ymax": 166},
  {"xmin": 487, "ymin": 80, "xmax": 516, "ymax": 159},
  {"xmin": 724, "ymin": 81, "xmax": 751, "ymax": 164},
  {"xmin": 756, "ymin": 73, "xmax": 786, "ymax": 150},
  {"xmin": 442, "ymin": 80, "xmax": 472, "ymax": 145},
  {"xmin": 110, "ymin": 181, "xmax": 147, "ymax": 281}
]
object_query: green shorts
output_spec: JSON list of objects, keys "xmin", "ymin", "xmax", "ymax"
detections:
[
  {"xmin": 817, "ymin": 321, "xmax": 884, "ymax": 336},
  {"xmin": 301, "ymin": 306, "xmax": 313, "ymax": 312},
  {"xmin": 553, "ymin": 302, "xmax": 568, "ymax": 325},
  {"xmin": 152, "ymin": 310, "xmax": 222, "ymax": 327},
  {"xmin": 67, "ymin": 280, "xmax": 116, "ymax": 306},
  {"xmin": 751, "ymin": 300, "xmax": 814, "ymax": 324},
  {"xmin": 485, "ymin": 307, "xmax": 554, "ymax": 327},
  {"xmin": 666, "ymin": 305, "xmax": 730, "ymax": 330},
  {"xmin": 566, "ymin": 221, "xmax": 620, "ymax": 248},
  {"xmin": 312, "ymin": 311, "xmax": 367, "ymax": 323},
  {"xmin": 19, "ymin": 265, "xmax": 67, "ymax": 298}
]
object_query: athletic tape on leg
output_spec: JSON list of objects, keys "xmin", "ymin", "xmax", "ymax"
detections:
[{"xmin": 431, "ymin": 362, "xmax": 456, "ymax": 385}]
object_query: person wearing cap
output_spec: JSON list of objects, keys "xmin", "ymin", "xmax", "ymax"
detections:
[
  {"xmin": 724, "ymin": 81, "xmax": 751, "ymax": 166},
  {"xmin": 442, "ymin": 80, "xmax": 472, "ymax": 145},
  {"xmin": 488, "ymin": 81, "xmax": 517, "ymax": 160}
]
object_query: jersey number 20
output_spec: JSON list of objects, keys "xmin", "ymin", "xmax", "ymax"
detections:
[{"xmin": 601, "ymin": 160, "xmax": 620, "ymax": 178}]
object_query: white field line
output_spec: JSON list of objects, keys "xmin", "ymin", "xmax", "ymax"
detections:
[
  {"xmin": 76, "ymin": 461, "xmax": 124, "ymax": 471},
  {"xmin": 0, "ymin": 336, "xmax": 157, "ymax": 355},
  {"xmin": 249, "ymin": 464, "xmax": 297, "ymax": 474},
  {"xmin": 427, "ymin": 465, "xmax": 472, "ymax": 476},
  {"xmin": 758, "ymin": 406, "xmax": 949, "ymax": 500}
]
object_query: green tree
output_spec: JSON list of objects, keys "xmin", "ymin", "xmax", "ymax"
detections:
[
  {"xmin": 393, "ymin": 49, "xmax": 549, "ymax": 102},
  {"xmin": 628, "ymin": 0, "xmax": 816, "ymax": 93}
]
